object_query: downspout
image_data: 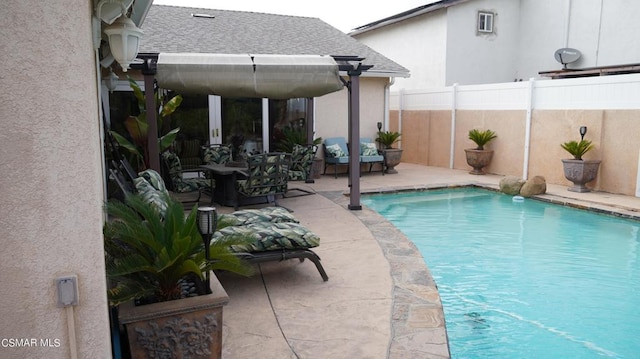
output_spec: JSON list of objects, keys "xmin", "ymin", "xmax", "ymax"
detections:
[{"xmin": 563, "ymin": 0, "xmax": 572, "ymax": 47}]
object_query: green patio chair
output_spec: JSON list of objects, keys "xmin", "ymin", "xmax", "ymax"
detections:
[{"xmin": 235, "ymin": 152, "xmax": 291, "ymax": 210}]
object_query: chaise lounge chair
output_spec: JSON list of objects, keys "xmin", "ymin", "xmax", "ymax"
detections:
[{"xmin": 107, "ymin": 163, "xmax": 328, "ymax": 281}]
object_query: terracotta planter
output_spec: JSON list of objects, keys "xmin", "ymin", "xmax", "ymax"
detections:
[
  {"xmin": 465, "ymin": 149, "xmax": 494, "ymax": 175},
  {"xmin": 382, "ymin": 148, "xmax": 403, "ymax": 174},
  {"xmin": 118, "ymin": 275, "xmax": 229, "ymax": 359},
  {"xmin": 562, "ymin": 159, "xmax": 601, "ymax": 192}
]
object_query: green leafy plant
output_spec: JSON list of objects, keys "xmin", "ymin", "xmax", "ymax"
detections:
[
  {"xmin": 104, "ymin": 193, "xmax": 252, "ymax": 306},
  {"xmin": 376, "ymin": 131, "xmax": 401, "ymax": 149},
  {"xmin": 110, "ymin": 77, "xmax": 183, "ymax": 170},
  {"xmin": 561, "ymin": 140, "xmax": 593, "ymax": 160},
  {"xmin": 468, "ymin": 129, "xmax": 497, "ymax": 150},
  {"xmin": 275, "ymin": 127, "xmax": 322, "ymax": 153}
]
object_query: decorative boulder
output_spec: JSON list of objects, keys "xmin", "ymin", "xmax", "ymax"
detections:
[
  {"xmin": 520, "ymin": 176, "xmax": 547, "ymax": 197},
  {"xmin": 499, "ymin": 176, "xmax": 526, "ymax": 195}
]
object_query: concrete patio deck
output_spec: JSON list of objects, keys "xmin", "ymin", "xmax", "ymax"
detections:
[{"xmin": 215, "ymin": 163, "xmax": 640, "ymax": 358}]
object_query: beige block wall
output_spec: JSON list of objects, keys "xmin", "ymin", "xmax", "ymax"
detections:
[
  {"xmin": 0, "ymin": 1, "xmax": 112, "ymax": 358},
  {"xmin": 394, "ymin": 108, "xmax": 640, "ymax": 196}
]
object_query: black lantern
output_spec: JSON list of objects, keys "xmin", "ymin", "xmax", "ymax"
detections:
[
  {"xmin": 580, "ymin": 126, "xmax": 587, "ymax": 140},
  {"xmin": 377, "ymin": 122, "xmax": 382, "ymax": 132},
  {"xmin": 196, "ymin": 206, "xmax": 218, "ymax": 290}
]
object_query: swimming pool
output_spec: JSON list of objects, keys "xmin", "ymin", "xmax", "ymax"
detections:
[{"xmin": 362, "ymin": 188, "xmax": 640, "ymax": 358}]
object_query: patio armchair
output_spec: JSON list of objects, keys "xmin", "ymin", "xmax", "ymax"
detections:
[
  {"xmin": 202, "ymin": 144, "xmax": 232, "ymax": 166},
  {"xmin": 359, "ymin": 138, "xmax": 385, "ymax": 175},
  {"xmin": 161, "ymin": 150, "xmax": 211, "ymax": 204},
  {"xmin": 285, "ymin": 144, "xmax": 318, "ymax": 197},
  {"xmin": 234, "ymin": 152, "xmax": 291, "ymax": 210},
  {"xmin": 323, "ymin": 137, "xmax": 350, "ymax": 178}
]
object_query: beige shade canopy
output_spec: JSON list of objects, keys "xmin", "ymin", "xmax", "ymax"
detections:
[{"xmin": 156, "ymin": 53, "xmax": 344, "ymax": 99}]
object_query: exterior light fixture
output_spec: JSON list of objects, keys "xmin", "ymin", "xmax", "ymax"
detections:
[
  {"xmin": 95, "ymin": 0, "xmax": 134, "ymax": 25},
  {"xmin": 103, "ymin": 15, "xmax": 143, "ymax": 72},
  {"xmin": 580, "ymin": 126, "xmax": 587, "ymax": 140},
  {"xmin": 104, "ymin": 68, "xmax": 119, "ymax": 93},
  {"xmin": 377, "ymin": 122, "xmax": 382, "ymax": 132},
  {"xmin": 196, "ymin": 206, "xmax": 218, "ymax": 290}
]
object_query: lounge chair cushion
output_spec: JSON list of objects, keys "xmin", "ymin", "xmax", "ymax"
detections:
[
  {"xmin": 219, "ymin": 207, "xmax": 299, "ymax": 226},
  {"xmin": 133, "ymin": 169, "xmax": 170, "ymax": 214},
  {"xmin": 325, "ymin": 143, "xmax": 346, "ymax": 158},
  {"xmin": 214, "ymin": 222, "xmax": 320, "ymax": 252}
]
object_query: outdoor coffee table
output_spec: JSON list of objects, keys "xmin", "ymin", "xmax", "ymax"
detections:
[{"xmin": 200, "ymin": 164, "xmax": 248, "ymax": 207}]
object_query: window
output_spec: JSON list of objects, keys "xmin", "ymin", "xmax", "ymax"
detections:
[{"xmin": 478, "ymin": 11, "xmax": 494, "ymax": 33}]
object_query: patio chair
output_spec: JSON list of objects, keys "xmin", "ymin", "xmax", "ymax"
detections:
[
  {"xmin": 161, "ymin": 150, "xmax": 211, "ymax": 204},
  {"xmin": 285, "ymin": 144, "xmax": 318, "ymax": 197},
  {"xmin": 323, "ymin": 137, "xmax": 349, "ymax": 178},
  {"xmin": 235, "ymin": 152, "xmax": 291, "ymax": 210},
  {"xmin": 359, "ymin": 138, "xmax": 385, "ymax": 175},
  {"xmin": 202, "ymin": 144, "xmax": 232, "ymax": 166}
]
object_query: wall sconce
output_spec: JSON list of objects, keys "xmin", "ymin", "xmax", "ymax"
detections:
[
  {"xmin": 104, "ymin": 68, "xmax": 120, "ymax": 93},
  {"xmin": 580, "ymin": 126, "xmax": 587, "ymax": 140},
  {"xmin": 377, "ymin": 122, "xmax": 383, "ymax": 132},
  {"xmin": 197, "ymin": 206, "xmax": 218, "ymax": 291},
  {"xmin": 103, "ymin": 15, "xmax": 143, "ymax": 72}
]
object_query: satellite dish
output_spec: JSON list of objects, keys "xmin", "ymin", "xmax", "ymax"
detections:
[{"xmin": 554, "ymin": 48, "xmax": 581, "ymax": 69}]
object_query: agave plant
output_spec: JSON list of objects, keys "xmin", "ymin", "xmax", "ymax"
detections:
[
  {"xmin": 104, "ymin": 193, "xmax": 252, "ymax": 306},
  {"xmin": 561, "ymin": 140, "xmax": 593, "ymax": 160},
  {"xmin": 110, "ymin": 77, "xmax": 183, "ymax": 171},
  {"xmin": 468, "ymin": 129, "xmax": 497, "ymax": 150},
  {"xmin": 376, "ymin": 131, "xmax": 401, "ymax": 149}
]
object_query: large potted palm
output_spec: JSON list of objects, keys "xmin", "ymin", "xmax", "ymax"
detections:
[
  {"xmin": 561, "ymin": 137, "xmax": 600, "ymax": 192},
  {"xmin": 376, "ymin": 131, "xmax": 402, "ymax": 174},
  {"xmin": 465, "ymin": 129, "xmax": 497, "ymax": 175},
  {"xmin": 105, "ymin": 193, "xmax": 252, "ymax": 358}
]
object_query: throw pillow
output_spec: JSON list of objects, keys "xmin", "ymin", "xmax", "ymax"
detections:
[
  {"xmin": 325, "ymin": 143, "xmax": 346, "ymax": 158},
  {"xmin": 361, "ymin": 142, "xmax": 378, "ymax": 156}
]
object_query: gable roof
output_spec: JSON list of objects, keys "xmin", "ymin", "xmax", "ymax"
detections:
[
  {"xmin": 139, "ymin": 5, "xmax": 409, "ymax": 78},
  {"xmin": 350, "ymin": 0, "xmax": 470, "ymax": 35}
]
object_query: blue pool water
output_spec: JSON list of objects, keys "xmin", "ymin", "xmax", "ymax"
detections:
[{"xmin": 362, "ymin": 188, "xmax": 640, "ymax": 358}]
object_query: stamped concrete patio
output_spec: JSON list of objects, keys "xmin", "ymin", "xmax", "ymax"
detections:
[{"xmin": 216, "ymin": 163, "xmax": 640, "ymax": 358}]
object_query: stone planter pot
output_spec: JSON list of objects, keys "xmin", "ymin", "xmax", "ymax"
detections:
[
  {"xmin": 118, "ymin": 275, "xmax": 229, "ymax": 359},
  {"xmin": 382, "ymin": 148, "xmax": 403, "ymax": 174},
  {"xmin": 562, "ymin": 159, "xmax": 601, "ymax": 192},
  {"xmin": 465, "ymin": 149, "xmax": 494, "ymax": 175}
]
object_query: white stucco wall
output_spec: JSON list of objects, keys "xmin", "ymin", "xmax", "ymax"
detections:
[
  {"xmin": 315, "ymin": 77, "xmax": 388, "ymax": 141},
  {"xmin": 0, "ymin": 1, "xmax": 112, "ymax": 358},
  {"xmin": 353, "ymin": 11, "xmax": 448, "ymax": 89},
  {"xmin": 445, "ymin": 0, "xmax": 521, "ymax": 85},
  {"xmin": 355, "ymin": 0, "xmax": 640, "ymax": 88}
]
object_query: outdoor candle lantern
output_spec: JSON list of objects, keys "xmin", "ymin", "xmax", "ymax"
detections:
[
  {"xmin": 580, "ymin": 126, "xmax": 587, "ymax": 140},
  {"xmin": 197, "ymin": 206, "xmax": 218, "ymax": 290}
]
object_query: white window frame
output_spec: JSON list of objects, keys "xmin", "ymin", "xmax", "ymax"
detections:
[{"xmin": 477, "ymin": 11, "xmax": 494, "ymax": 33}]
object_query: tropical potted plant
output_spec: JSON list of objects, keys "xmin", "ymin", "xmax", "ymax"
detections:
[
  {"xmin": 561, "ymin": 138, "xmax": 600, "ymax": 192},
  {"xmin": 376, "ymin": 131, "xmax": 402, "ymax": 174},
  {"xmin": 110, "ymin": 78, "xmax": 183, "ymax": 171},
  {"xmin": 104, "ymin": 193, "xmax": 252, "ymax": 358},
  {"xmin": 465, "ymin": 129, "xmax": 497, "ymax": 175}
]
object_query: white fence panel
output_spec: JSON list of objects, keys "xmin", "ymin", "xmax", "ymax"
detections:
[{"xmin": 391, "ymin": 73, "xmax": 640, "ymax": 111}]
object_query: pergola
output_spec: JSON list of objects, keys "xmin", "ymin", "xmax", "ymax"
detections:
[{"xmin": 130, "ymin": 53, "xmax": 372, "ymax": 210}]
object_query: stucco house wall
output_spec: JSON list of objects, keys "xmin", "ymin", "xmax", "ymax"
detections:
[
  {"xmin": 355, "ymin": 0, "xmax": 640, "ymax": 88},
  {"xmin": 0, "ymin": 1, "xmax": 112, "ymax": 358}
]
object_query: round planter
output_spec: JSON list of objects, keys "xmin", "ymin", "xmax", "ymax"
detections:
[
  {"xmin": 382, "ymin": 148, "xmax": 403, "ymax": 174},
  {"xmin": 562, "ymin": 159, "xmax": 601, "ymax": 192},
  {"xmin": 465, "ymin": 149, "xmax": 494, "ymax": 175}
]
